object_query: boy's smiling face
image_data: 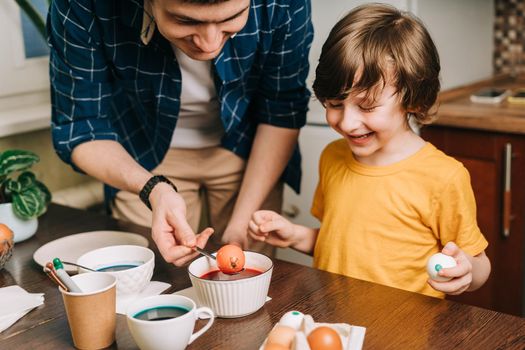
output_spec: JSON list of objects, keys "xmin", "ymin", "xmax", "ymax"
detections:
[{"xmin": 325, "ymin": 83, "xmax": 419, "ymax": 166}]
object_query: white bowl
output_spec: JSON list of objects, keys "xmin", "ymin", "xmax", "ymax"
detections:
[
  {"xmin": 188, "ymin": 251, "xmax": 273, "ymax": 318},
  {"xmin": 0, "ymin": 203, "xmax": 37, "ymax": 243},
  {"xmin": 77, "ymin": 245, "xmax": 154, "ymax": 295}
]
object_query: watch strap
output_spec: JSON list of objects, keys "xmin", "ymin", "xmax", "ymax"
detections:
[{"xmin": 139, "ymin": 175, "xmax": 178, "ymax": 210}]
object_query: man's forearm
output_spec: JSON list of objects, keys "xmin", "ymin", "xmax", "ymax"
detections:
[
  {"xmin": 229, "ymin": 124, "xmax": 299, "ymax": 227},
  {"xmin": 71, "ymin": 140, "xmax": 152, "ymax": 194}
]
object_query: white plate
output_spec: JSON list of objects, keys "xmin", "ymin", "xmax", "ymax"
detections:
[{"xmin": 33, "ymin": 230, "xmax": 149, "ymax": 272}]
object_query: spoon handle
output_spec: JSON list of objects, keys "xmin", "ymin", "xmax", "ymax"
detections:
[
  {"xmin": 61, "ymin": 260, "xmax": 97, "ymax": 272},
  {"xmin": 194, "ymin": 246, "xmax": 216, "ymax": 260}
]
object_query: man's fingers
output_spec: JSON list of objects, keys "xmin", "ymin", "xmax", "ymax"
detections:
[
  {"xmin": 159, "ymin": 244, "xmax": 196, "ymax": 265},
  {"xmin": 167, "ymin": 212, "xmax": 196, "ymax": 247},
  {"xmin": 195, "ymin": 227, "xmax": 214, "ymax": 248},
  {"xmin": 173, "ymin": 251, "xmax": 200, "ymax": 267}
]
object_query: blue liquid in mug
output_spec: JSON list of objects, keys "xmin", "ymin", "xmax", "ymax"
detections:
[{"xmin": 133, "ymin": 306, "xmax": 190, "ymax": 321}]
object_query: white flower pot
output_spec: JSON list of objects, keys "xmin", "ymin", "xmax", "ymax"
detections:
[{"xmin": 0, "ymin": 202, "xmax": 38, "ymax": 243}]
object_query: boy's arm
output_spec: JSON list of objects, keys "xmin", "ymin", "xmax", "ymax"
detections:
[
  {"xmin": 290, "ymin": 225, "xmax": 319, "ymax": 255},
  {"xmin": 249, "ymin": 211, "xmax": 319, "ymax": 255},
  {"xmin": 467, "ymin": 250, "xmax": 491, "ymax": 292}
]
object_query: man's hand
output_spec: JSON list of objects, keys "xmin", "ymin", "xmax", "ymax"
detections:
[
  {"xmin": 221, "ymin": 225, "xmax": 249, "ymax": 249},
  {"xmin": 149, "ymin": 182, "xmax": 213, "ymax": 266}
]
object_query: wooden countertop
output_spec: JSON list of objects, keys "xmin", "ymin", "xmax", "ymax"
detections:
[
  {"xmin": 3, "ymin": 204, "xmax": 525, "ymax": 349},
  {"xmin": 431, "ymin": 75, "xmax": 525, "ymax": 134}
]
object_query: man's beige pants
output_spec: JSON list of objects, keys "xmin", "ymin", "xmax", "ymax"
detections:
[{"xmin": 112, "ymin": 147, "xmax": 282, "ymax": 255}]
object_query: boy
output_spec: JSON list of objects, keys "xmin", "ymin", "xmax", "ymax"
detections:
[{"xmin": 248, "ymin": 4, "xmax": 490, "ymax": 298}]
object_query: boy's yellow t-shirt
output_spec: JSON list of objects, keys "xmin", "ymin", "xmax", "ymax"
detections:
[{"xmin": 311, "ymin": 139, "xmax": 488, "ymax": 298}]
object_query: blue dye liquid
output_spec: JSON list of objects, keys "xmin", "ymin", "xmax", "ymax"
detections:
[
  {"xmin": 96, "ymin": 263, "xmax": 141, "ymax": 272},
  {"xmin": 133, "ymin": 306, "xmax": 190, "ymax": 321}
]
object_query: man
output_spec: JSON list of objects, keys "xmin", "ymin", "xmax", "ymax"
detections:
[{"xmin": 48, "ymin": 0, "xmax": 313, "ymax": 266}]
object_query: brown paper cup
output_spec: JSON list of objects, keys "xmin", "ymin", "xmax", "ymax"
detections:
[{"xmin": 59, "ymin": 272, "xmax": 117, "ymax": 349}]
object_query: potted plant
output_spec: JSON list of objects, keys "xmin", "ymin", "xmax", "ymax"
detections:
[{"xmin": 0, "ymin": 149, "xmax": 51, "ymax": 242}]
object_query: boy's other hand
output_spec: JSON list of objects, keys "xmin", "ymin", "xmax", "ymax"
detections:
[
  {"xmin": 248, "ymin": 210, "xmax": 296, "ymax": 248},
  {"xmin": 427, "ymin": 242, "xmax": 473, "ymax": 295}
]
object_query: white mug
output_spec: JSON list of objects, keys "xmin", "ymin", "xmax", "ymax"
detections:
[{"xmin": 126, "ymin": 294, "xmax": 214, "ymax": 350}]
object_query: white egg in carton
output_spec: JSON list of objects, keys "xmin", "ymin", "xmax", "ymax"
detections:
[{"xmin": 259, "ymin": 311, "xmax": 366, "ymax": 350}]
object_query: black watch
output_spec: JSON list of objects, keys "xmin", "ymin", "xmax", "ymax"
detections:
[{"xmin": 139, "ymin": 175, "xmax": 178, "ymax": 210}]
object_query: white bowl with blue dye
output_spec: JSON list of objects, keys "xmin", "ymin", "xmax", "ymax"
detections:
[{"xmin": 77, "ymin": 245, "xmax": 154, "ymax": 295}]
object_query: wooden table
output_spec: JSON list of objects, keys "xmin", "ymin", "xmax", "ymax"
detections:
[{"xmin": 2, "ymin": 204, "xmax": 525, "ymax": 349}]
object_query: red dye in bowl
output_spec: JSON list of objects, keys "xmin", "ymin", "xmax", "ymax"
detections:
[{"xmin": 200, "ymin": 268, "xmax": 262, "ymax": 281}]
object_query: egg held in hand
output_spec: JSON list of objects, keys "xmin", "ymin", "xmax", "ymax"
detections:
[
  {"xmin": 426, "ymin": 253, "xmax": 457, "ymax": 282},
  {"xmin": 307, "ymin": 326, "xmax": 343, "ymax": 350},
  {"xmin": 216, "ymin": 244, "xmax": 245, "ymax": 274}
]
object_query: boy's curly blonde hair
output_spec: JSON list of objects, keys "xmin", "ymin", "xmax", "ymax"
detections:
[{"xmin": 313, "ymin": 3, "xmax": 441, "ymax": 126}]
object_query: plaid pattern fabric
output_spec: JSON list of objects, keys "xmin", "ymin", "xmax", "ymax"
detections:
[{"xmin": 48, "ymin": 0, "xmax": 313, "ymax": 202}]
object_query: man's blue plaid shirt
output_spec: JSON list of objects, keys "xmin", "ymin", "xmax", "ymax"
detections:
[{"xmin": 48, "ymin": 0, "xmax": 313, "ymax": 202}]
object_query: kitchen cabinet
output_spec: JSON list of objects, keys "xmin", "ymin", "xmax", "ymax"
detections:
[{"xmin": 420, "ymin": 75, "xmax": 525, "ymax": 316}]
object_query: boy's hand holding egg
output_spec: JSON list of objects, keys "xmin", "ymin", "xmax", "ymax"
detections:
[
  {"xmin": 427, "ymin": 242, "xmax": 475, "ymax": 295},
  {"xmin": 426, "ymin": 253, "xmax": 456, "ymax": 282}
]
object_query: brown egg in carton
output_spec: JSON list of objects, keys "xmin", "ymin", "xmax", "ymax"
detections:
[{"xmin": 259, "ymin": 311, "xmax": 366, "ymax": 350}]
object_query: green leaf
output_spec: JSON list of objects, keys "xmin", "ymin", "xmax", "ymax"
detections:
[
  {"xmin": 18, "ymin": 171, "xmax": 37, "ymax": 191},
  {"xmin": 5, "ymin": 179, "xmax": 21, "ymax": 194},
  {"xmin": 0, "ymin": 150, "xmax": 39, "ymax": 177},
  {"xmin": 36, "ymin": 180, "xmax": 52, "ymax": 205},
  {"xmin": 11, "ymin": 187, "xmax": 45, "ymax": 219}
]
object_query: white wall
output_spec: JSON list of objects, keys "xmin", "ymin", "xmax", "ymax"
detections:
[
  {"xmin": 417, "ymin": 0, "xmax": 494, "ymax": 89},
  {"xmin": 0, "ymin": 1, "xmax": 51, "ymax": 137}
]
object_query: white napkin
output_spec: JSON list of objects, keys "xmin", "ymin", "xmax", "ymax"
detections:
[
  {"xmin": 259, "ymin": 314, "xmax": 366, "ymax": 350},
  {"xmin": 116, "ymin": 281, "xmax": 171, "ymax": 314},
  {"xmin": 173, "ymin": 286, "xmax": 272, "ymax": 319},
  {"xmin": 0, "ymin": 286, "xmax": 44, "ymax": 333}
]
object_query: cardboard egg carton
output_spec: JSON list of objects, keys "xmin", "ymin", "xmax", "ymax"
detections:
[{"xmin": 259, "ymin": 314, "xmax": 366, "ymax": 350}]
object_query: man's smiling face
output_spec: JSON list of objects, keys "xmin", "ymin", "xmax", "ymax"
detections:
[{"xmin": 150, "ymin": 0, "xmax": 250, "ymax": 60}]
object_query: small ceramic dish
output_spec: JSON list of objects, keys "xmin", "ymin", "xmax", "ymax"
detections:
[
  {"xmin": 77, "ymin": 245, "xmax": 154, "ymax": 295},
  {"xmin": 188, "ymin": 251, "xmax": 273, "ymax": 318}
]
